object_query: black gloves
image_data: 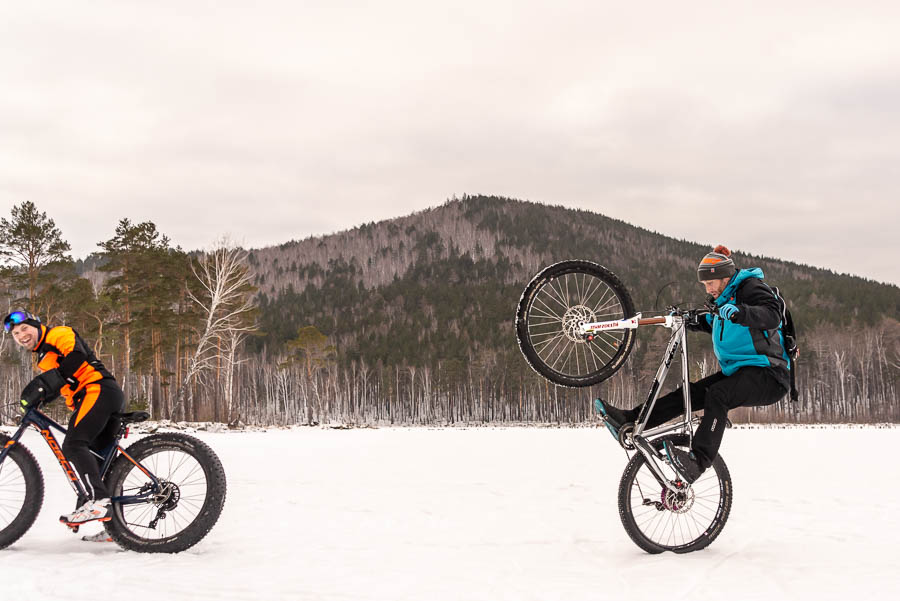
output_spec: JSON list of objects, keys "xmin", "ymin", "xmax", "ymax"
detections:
[{"xmin": 20, "ymin": 369, "xmax": 70, "ymax": 412}]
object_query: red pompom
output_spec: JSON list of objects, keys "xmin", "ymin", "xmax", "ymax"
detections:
[{"xmin": 713, "ymin": 245, "xmax": 731, "ymax": 256}]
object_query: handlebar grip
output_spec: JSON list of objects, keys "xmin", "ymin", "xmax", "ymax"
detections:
[{"xmin": 638, "ymin": 318, "xmax": 668, "ymax": 325}]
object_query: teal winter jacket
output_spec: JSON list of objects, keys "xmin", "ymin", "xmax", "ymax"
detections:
[{"xmin": 701, "ymin": 268, "xmax": 791, "ymax": 384}]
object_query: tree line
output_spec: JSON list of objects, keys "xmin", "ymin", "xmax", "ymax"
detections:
[
  {"xmin": 1, "ymin": 201, "xmax": 255, "ymax": 425},
  {"xmin": 2, "ymin": 197, "xmax": 898, "ymax": 426}
]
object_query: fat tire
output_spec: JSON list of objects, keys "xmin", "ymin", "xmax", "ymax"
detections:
[
  {"xmin": 104, "ymin": 433, "xmax": 226, "ymax": 553},
  {"xmin": 617, "ymin": 434, "xmax": 732, "ymax": 554},
  {"xmin": 0, "ymin": 435, "xmax": 44, "ymax": 550},
  {"xmin": 516, "ymin": 260, "xmax": 636, "ymax": 387}
]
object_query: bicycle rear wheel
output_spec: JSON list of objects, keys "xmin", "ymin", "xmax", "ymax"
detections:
[
  {"xmin": 104, "ymin": 432, "xmax": 226, "ymax": 553},
  {"xmin": 0, "ymin": 436, "xmax": 44, "ymax": 550},
  {"xmin": 516, "ymin": 260, "xmax": 636, "ymax": 387},
  {"xmin": 618, "ymin": 434, "xmax": 732, "ymax": 553}
]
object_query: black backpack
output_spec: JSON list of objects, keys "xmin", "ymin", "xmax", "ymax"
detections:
[{"xmin": 770, "ymin": 286, "xmax": 799, "ymax": 401}]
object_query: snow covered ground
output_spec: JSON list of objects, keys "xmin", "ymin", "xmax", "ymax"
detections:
[{"xmin": 2, "ymin": 424, "xmax": 898, "ymax": 601}]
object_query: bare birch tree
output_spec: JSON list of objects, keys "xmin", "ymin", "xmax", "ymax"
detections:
[
  {"xmin": 171, "ymin": 240, "xmax": 256, "ymax": 420},
  {"xmin": 223, "ymin": 329, "xmax": 250, "ymax": 425}
]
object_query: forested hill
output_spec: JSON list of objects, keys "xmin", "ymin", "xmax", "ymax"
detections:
[
  {"xmin": 246, "ymin": 195, "xmax": 899, "ymax": 369},
  {"xmin": 4, "ymin": 196, "xmax": 894, "ymax": 426}
]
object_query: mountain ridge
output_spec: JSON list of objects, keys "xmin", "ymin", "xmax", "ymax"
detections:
[{"xmin": 242, "ymin": 196, "xmax": 897, "ymax": 377}]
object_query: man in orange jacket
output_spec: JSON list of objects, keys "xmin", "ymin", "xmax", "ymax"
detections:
[{"xmin": 5, "ymin": 310, "xmax": 125, "ymax": 527}]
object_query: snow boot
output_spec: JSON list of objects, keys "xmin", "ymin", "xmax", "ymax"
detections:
[
  {"xmin": 594, "ymin": 398, "xmax": 630, "ymax": 439},
  {"xmin": 662, "ymin": 441, "xmax": 704, "ymax": 484}
]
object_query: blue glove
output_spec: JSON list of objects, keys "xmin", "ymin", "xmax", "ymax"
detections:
[{"xmin": 718, "ymin": 304, "xmax": 740, "ymax": 321}]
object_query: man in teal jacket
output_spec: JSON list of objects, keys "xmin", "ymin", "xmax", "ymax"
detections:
[{"xmin": 597, "ymin": 245, "xmax": 791, "ymax": 483}]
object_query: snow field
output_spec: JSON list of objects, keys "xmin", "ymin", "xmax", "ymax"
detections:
[{"xmin": 2, "ymin": 425, "xmax": 898, "ymax": 601}]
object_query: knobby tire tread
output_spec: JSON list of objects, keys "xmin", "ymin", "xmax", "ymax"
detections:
[
  {"xmin": 617, "ymin": 434, "xmax": 733, "ymax": 554},
  {"xmin": 0, "ymin": 434, "xmax": 44, "ymax": 550},
  {"xmin": 104, "ymin": 432, "xmax": 226, "ymax": 553},
  {"xmin": 516, "ymin": 260, "xmax": 636, "ymax": 387}
]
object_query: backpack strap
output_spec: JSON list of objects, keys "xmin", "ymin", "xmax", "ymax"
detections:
[{"xmin": 772, "ymin": 286, "xmax": 799, "ymax": 402}]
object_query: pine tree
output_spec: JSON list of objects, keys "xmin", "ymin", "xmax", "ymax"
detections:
[
  {"xmin": 0, "ymin": 201, "xmax": 72, "ymax": 310},
  {"xmin": 98, "ymin": 219, "xmax": 173, "ymax": 397}
]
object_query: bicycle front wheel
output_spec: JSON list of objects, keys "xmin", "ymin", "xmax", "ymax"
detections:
[
  {"xmin": 0, "ymin": 435, "xmax": 44, "ymax": 550},
  {"xmin": 516, "ymin": 260, "xmax": 636, "ymax": 387},
  {"xmin": 618, "ymin": 434, "xmax": 733, "ymax": 553},
  {"xmin": 104, "ymin": 433, "xmax": 226, "ymax": 553}
]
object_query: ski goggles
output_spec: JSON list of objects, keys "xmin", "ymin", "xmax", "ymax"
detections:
[{"xmin": 3, "ymin": 311, "xmax": 39, "ymax": 332}]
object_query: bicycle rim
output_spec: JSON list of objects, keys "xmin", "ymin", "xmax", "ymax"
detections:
[
  {"xmin": 115, "ymin": 448, "xmax": 209, "ymax": 541},
  {"xmin": 521, "ymin": 264, "xmax": 632, "ymax": 384},
  {"xmin": 0, "ymin": 459, "xmax": 27, "ymax": 530}
]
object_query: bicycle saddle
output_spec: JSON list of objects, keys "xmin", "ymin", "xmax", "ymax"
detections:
[{"xmin": 115, "ymin": 411, "xmax": 151, "ymax": 424}]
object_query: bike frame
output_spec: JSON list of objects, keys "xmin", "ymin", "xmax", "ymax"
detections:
[
  {"xmin": 0, "ymin": 407, "xmax": 161, "ymax": 506},
  {"xmin": 582, "ymin": 311, "xmax": 704, "ymax": 493}
]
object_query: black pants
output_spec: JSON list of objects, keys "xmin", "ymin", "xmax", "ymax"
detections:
[
  {"xmin": 62, "ymin": 379, "xmax": 125, "ymax": 501},
  {"xmin": 628, "ymin": 367, "xmax": 788, "ymax": 469}
]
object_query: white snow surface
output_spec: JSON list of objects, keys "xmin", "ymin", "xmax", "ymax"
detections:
[{"xmin": 2, "ymin": 425, "xmax": 897, "ymax": 601}]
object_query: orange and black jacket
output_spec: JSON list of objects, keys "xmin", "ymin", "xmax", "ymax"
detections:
[{"xmin": 32, "ymin": 325, "xmax": 114, "ymax": 410}]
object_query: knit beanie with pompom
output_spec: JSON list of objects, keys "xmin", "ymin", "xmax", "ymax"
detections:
[{"xmin": 697, "ymin": 245, "xmax": 736, "ymax": 281}]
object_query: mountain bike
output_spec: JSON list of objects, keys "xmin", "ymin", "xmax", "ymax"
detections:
[
  {"xmin": 0, "ymin": 405, "xmax": 226, "ymax": 553},
  {"xmin": 516, "ymin": 260, "xmax": 733, "ymax": 553}
]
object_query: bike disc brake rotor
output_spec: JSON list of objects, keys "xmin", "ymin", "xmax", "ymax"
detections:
[
  {"xmin": 562, "ymin": 305, "xmax": 596, "ymax": 342},
  {"xmin": 661, "ymin": 481, "xmax": 695, "ymax": 514},
  {"xmin": 153, "ymin": 480, "xmax": 181, "ymax": 511}
]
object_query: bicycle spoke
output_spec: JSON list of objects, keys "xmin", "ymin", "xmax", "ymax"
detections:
[
  {"xmin": 532, "ymin": 296, "xmax": 564, "ymax": 321},
  {"xmin": 533, "ymin": 331, "xmax": 566, "ymax": 356},
  {"xmin": 588, "ymin": 337, "xmax": 616, "ymax": 361},
  {"xmin": 0, "ymin": 459, "xmax": 26, "ymax": 529},
  {"xmin": 112, "ymin": 448, "xmax": 209, "ymax": 541}
]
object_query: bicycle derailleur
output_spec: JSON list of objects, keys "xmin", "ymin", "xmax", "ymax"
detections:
[{"xmin": 147, "ymin": 480, "xmax": 181, "ymax": 530}]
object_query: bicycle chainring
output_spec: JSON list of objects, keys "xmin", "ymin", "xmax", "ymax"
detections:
[{"xmin": 617, "ymin": 423, "xmax": 635, "ymax": 450}]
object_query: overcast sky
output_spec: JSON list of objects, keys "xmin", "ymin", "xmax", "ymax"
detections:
[{"xmin": 2, "ymin": 1, "xmax": 898, "ymax": 285}]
